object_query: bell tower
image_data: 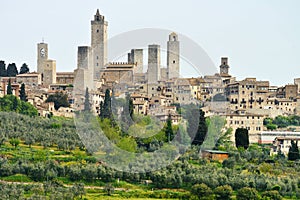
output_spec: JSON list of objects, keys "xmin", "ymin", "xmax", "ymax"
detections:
[
  {"xmin": 91, "ymin": 9, "xmax": 108, "ymax": 80},
  {"xmin": 219, "ymin": 57, "xmax": 230, "ymax": 75},
  {"xmin": 37, "ymin": 42, "xmax": 48, "ymax": 74}
]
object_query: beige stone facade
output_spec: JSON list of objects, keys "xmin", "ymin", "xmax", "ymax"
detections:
[
  {"xmin": 223, "ymin": 111, "xmax": 265, "ymax": 143},
  {"xmin": 56, "ymin": 72, "xmax": 74, "ymax": 85},
  {"xmin": 101, "ymin": 62, "xmax": 135, "ymax": 86},
  {"xmin": 16, "ymin": 72, "xmax": 42, "ymax": 86}
]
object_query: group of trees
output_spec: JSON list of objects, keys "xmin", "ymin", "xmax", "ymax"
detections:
[
  {"xmin": 0, "ymin": 95, "xmax": 37, "ymax": 116},
  {"xmin": 46, "ymin": 92, "xmax": 70, "ymax": 110},
  {"xmin": 0, "ymin": 112, "xmax": 80, "ymax": 151},
  {"xmin": 0, "ymin": 61, "xmax": 29, "ymax": 77},
  {"xmin": 264, "ymin": 115, "xmax": 300, "ymax": 130},
  {"xmin": 0, "ymin": 181, "xmax": 85, "ymax": 200},
  {"xmin": 1, "ymin": 104, "xmax": 300, "ymax": 198}
]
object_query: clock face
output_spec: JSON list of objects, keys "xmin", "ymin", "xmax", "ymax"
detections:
[{"xmin": 40, "ymin": 48, "xmax": 46, "ymax": 58}]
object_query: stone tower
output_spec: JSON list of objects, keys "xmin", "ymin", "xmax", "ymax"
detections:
[
  {"xmin": 167, "ymin": 32, "xmax": 180, "ymax": 79},
  {"xmin": 219, "ymin": 57, "xmax": 230, "ymax": 75},
  {"xmin": 128, "ymin": 49, "xmax": 143, "ymax": 73},
  {"xmin": 37, "ymin": 42, "xmax": 48, "ymax": 74},
  {"xmin": 74, "ymin": 46, "xmax": 94, "ymax": 92},
  {"xmin": 43, "ymin": 60, "xmax": 56, "ymax": 86},
  {"xmin": 147, "ymin": 44, "xmax": 161, "ymax": 84},
  {"xmin": 37, "ymin": 42, "xmax": 56, "ymax": 86},
  {"xmin": 91, "ymin": 9, "xmax": 108, "ymax": 80}
]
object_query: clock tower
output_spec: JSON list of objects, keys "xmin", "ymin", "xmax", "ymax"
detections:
[
  {"xmin": 37, "ymin": 42, "xmax": 48, "ymax": 74},
  {"xmin": 219, "ymin": 57, "xmax": 230, "ymax": 75}
]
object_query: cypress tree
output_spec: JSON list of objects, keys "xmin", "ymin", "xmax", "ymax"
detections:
[
  {"xmin": 103, "ymin": 89, "xmax": 112, "ymax": 120},
  {"xmin": 165, "ymin": 113, "xmax": 174, "ymax": 143},
  {"xmin": 288, "ymin": 140, "xmax": 300, "ymax": 161},
  {"xmin": 19, "ymin": 83, "xmax": 27, "ymax": 101},
  {"xmin": 235, "ymin": 128, "xmax": 250, "ymax": 149},
  {"xmin": 99, "ymin": 101, "xmax": 104, "ymax": 119},
  {"xmin": 7, "ymin": 79, "xmax": 13, "ymax": 95},
  {"xmin": 6, "ymin": 63, "xmax": 18, "ymax": 77},
  {"xmin": 0, "ymin": 61, "xmax": 6, "ymax": 77},
  {"xmin": 192, "ymin": 109, "xmax": 208, "ymax": 146},
  {"xmin": 19, "ymin": 63, "xmax": 29, "ymax": 74},
  {"xmin": 84, "ymin": 87, "xmax": 91, "ymax": 112}
]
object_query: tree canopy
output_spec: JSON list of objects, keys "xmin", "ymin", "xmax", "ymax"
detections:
[
  {"xmin": 288, "ymin": 140, "xmax": 299, "ymax": 161},
  {"xmin": 6, "ymin": 63, "xmax": 18, "ymax": 77},
  {"xmin": 191, "ymin": 109, "xmax": 208, "ymax": 146},
  {"xmin": 235, "ymin": 128, "xmax": 249, "ymax": 149},
  {"xmin": 0, "ymin": 95, "xmax": 38, "ymax": 116},
  {"xmin": 0, "ymin": 60, "xmax": 6, "ymax": 77},
  {"xmin": 46, "ymin": 92, "xmax": 70, "ymax": 110},
  {"xmin": 19, "ymin": 63, "xmax": 30, "ymax": 74},
  {"xmin": 19, "ymin": 83, "xmax": 27, "ymax": 101},
  {"xmin": 7, "ymin": 79, "xmax": 13, "ymax": 95}
]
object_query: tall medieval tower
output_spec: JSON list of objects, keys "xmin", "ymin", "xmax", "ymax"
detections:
[
  {"xmin": 91, "ymin": 9, "xmax": 108, "ymax": 80},
  {"xmin": 219, "ymin": 57, "xmax": 230, "ymax": 75},
  {"xmin": 167, "ymin": 32, "xmax": 180, "ymax": 79},
  {"xmin": 147, "ymin": 44, "xmax": 161, "ymax": 84},
  {"xmin": 37, "ymin": 42, "xmax": 48, "ymax": 74},
  {"xmin": 37, "ymin": 42, "xmax": 56, "ymax": 86}
]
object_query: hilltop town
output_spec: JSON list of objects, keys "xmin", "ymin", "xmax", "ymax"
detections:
[
  {"xmin": 1, "ymin": 9, "xmax": 300, "ymax": 147},
  {"xmin": 1, "ymin": 7, "xmax": 300, "ymax": 199}
]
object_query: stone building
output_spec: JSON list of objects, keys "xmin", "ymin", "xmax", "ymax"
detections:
[
  {"xmin": 131, "ymin": 93, "xmax": 149, "ymax": 115},
  {"xmin": 16, "ymin": 72, "xmax": 42, "ymax": 86},
  {"xmin": 173, "ymin": 78, "xmax": 192, "ymax": 104},
  {"xmin": 101, "ymin": 62, "xmax": 136, "ymax": 87},
  {"xmin": 225, "ymin": 78, "xmax": 270, "ymax": 111},
  {"xmin": 294, "ymin": 78, "xmax": 300, "ymax": 94},
  {"xmin": 276, "ymin": 84, "xmax": 298, "ymax": 100},
  {"xmin": 56, "ymin": 72, "xmax": 74, "ymax": 85},
  {"xmin": 222, "ymin": 110, "xmax": 265, "ymax": 143},
  {"xmin": 0, "ymin": 77, "xmax": 18, "ymax": 96},
  {"xmin": 167, "ymin": 32, "xmax": 180, "ymax": 79},
  {"xmin": 258, "ymin": 131, "xmax": 300, "ymax": 144},
  {"xmin": 271, "ymin": 137, "xmax": 300, "ymax": 156}
]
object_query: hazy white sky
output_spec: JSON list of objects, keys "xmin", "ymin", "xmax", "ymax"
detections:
[{"xmin": 0, "ymin": 0, "xmax": 299, "ymax": 86}]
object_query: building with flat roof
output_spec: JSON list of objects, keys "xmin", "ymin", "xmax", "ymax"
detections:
[{"xmin": 258, "ymin": 131, "xmax": 300, "ymax": 144}]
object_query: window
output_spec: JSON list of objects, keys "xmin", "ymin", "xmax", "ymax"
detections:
[
  {"xmin": 173, "ymin": 60, "xmax": 176, "ymax": 64},
  {"xmin": 96, "ymin": 63, "xmax": 99, "ymax": 66},
  {"xmin": 97, "ymin": 29, "xmax": 99, "ymax": 33}
]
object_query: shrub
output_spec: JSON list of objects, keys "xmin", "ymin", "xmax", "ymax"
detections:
[
  {"xmin": 236, "ymin": 187, "xmax": 260, "ymax": 200},
  {"xmin": 191, "ymin": 183, "xmax": 213, "ymax": 199},
  {"xmin": 261, "ymin": 190, "xmax": 282, "ymax": 200},
  {"xmin": 214, "ymin": 185, "xmax": 233, "ymax": 200}
]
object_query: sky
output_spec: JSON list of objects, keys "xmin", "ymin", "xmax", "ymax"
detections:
[{"xmin": 0, "ymin": 0, "xmax": 299, "ymax": 86}]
